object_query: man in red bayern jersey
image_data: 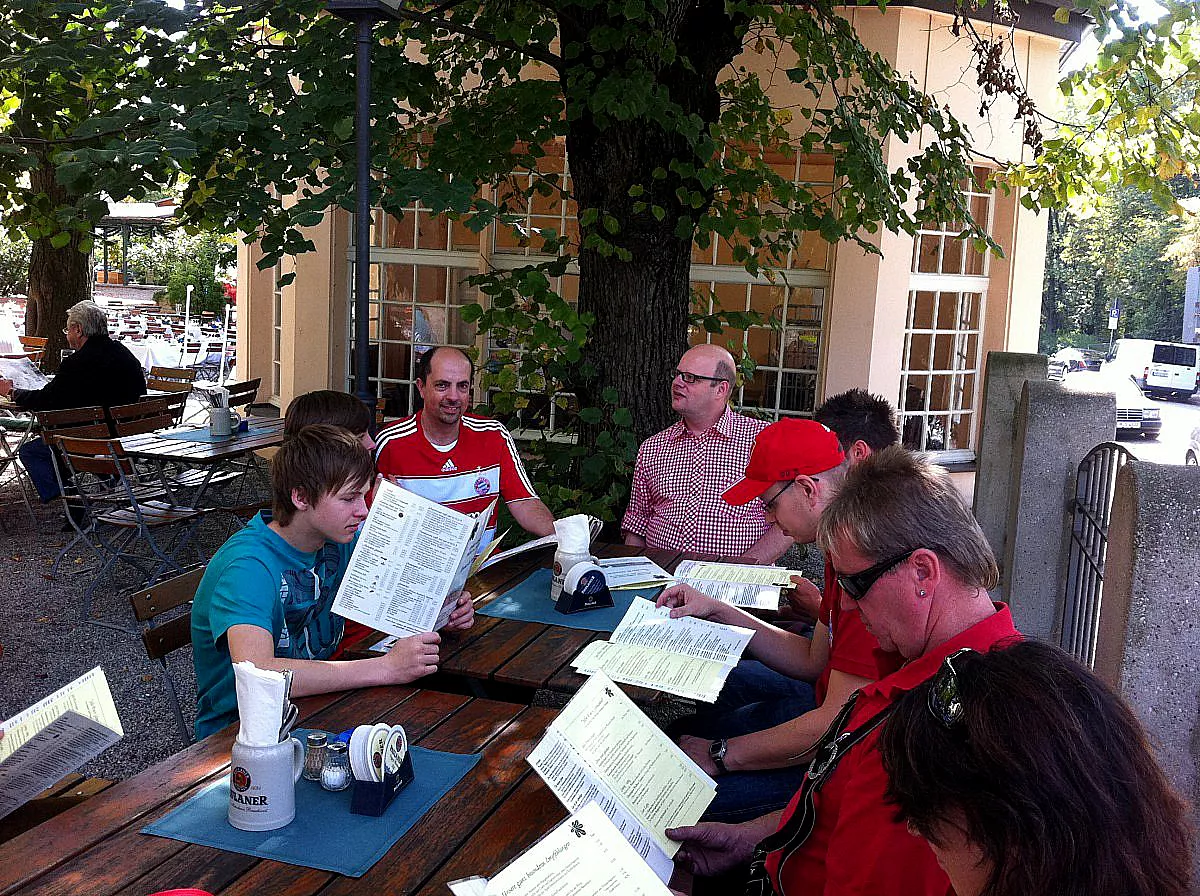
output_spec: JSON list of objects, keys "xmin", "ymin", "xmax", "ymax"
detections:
[{"xmin": 375, "ymin": 346, "xmax": 555, "ymax": 550}]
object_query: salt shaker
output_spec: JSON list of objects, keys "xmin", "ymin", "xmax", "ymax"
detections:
[
  {"xmin": 303, "ymin": 732, "xmax": 327, "ymax": 782},
  {"xmin": 321, "ymin": 741, "xmax": 352, "ymax": 791}
]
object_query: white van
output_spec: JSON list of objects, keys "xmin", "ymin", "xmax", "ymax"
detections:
[{"xmin": 1103, "ymin": 338, "xmax": 1200, "ymax": 398}]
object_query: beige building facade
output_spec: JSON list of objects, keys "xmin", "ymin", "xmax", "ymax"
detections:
[{"xmin": 237, "ymin": 1, "xmax": 1082, "ymax": 464}]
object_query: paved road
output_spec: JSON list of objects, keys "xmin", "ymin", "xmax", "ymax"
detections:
[{"xmin": 1122, "ymin": 392, "xmax": 1200, "ymax": 465}]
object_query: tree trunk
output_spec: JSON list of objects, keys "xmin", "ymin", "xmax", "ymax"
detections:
[
  {"xmin": 26, "ymin": 157, "xmax": 91, "ymax": 372},
  {"xmin": 560, "ymin": 0, "xmax": 746, "ymax": 444}
]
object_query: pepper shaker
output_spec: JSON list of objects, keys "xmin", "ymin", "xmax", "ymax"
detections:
[{"xmin": 303, "ymin": 732, "xmax": 328, "ymax": 782}]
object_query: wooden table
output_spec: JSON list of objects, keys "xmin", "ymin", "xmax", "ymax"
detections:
[
  {"xmin": 120, "ymin": 417, "xmax": 285, "ymax": 465},
  {"xmin": 120, "ymin": 417, "xmax": 284, "ymax": 509},
  {"xmin": 345, "ymin": 542, "xmax": 689, "ymax": 705},
  {"xmin": 0, "ymin": 687, "xmax": 567, "ymax": 896}
]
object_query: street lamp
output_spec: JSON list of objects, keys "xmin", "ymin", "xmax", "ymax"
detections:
[{"xmin": 325, "ymin": 0, "xmax": 406, "ymax": 406}]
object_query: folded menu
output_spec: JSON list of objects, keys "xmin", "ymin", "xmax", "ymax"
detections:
[
  {"xmin": 571, "ymin": 597, "xmax": 753, "ymax": 701},
  {"xmin": 0, "ymin": 666, "xmax": 123, "ymax": 821},
  {"xmin": 526, "ymin": 673, "xmax": 715, "ymax": 881},
  {"xmin": 331, "ymin": 479, "xmax": 496, "ymax": 636},
  {"xmin": 674, "ymin": 559, "xmax": 803, "ymax": 610},
  {"xmin": 447, "ymin": 802, "xmax": 673, "ymax": 896}
]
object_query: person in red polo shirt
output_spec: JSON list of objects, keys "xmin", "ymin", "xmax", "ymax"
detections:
[
  {"xmin": 666, "ymin": 446, "xmax": 1020, "ymax": 896},
  {"xmin": 375, "ymin": 346, "xmax": 554, "ymax": 552}
]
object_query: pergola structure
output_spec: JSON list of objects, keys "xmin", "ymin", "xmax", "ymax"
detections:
[{"xmin": 94, "ymin": 200, "xmax": 176, "ymax": 285}]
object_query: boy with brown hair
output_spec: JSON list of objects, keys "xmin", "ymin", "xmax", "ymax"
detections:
[{"xmin": 191, "ymin": 424, "xmax": 472, "ymax": 739}]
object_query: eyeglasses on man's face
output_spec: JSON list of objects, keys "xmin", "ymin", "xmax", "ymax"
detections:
[
  {"xmin": 836, "ymin": 547, "xmax": 918, "ymax": 600},
  {"xmin": 761, "ymin": 479, "xmax": 796, "ymax": 513},
  {"xmin": 672, "ymin": 368, "xmax": 728, "ymax": 386},
  {"xmin": 927, "ymin": 647, "xmax": 976, "ymax": 728}
]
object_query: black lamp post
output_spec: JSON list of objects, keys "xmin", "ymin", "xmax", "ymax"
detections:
[{"xmin": 325, "ymin": 0, "xmax": 405, "ymax": 406}]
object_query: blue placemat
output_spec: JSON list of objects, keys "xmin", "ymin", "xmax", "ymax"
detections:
[
  {"xmin": 478, "ymin": 567, "xmax": 664, "ymax": 632},
  {"xmin": 141, "ymin": 745, "xmax": 480, "ymax": 877},
  {"xmin": 157, "ymin": 419, "xmax": 278, "ymax": 443}
]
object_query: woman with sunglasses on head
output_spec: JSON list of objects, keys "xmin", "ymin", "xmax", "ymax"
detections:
[{"xmin": 878, "ymin": 639, "xmax": 1191, "ymax": 896}]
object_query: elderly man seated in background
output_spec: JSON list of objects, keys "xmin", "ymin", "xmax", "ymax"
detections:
[{"xmin": 0, "ymin": 301, "xmax": 144, "ymax": 513}]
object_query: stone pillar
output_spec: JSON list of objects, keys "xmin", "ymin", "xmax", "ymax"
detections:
[
  {"xmin": 972, "ymin": 351, "xmax": 1048, "ymax": 582},
  {"xmin": 1003, "ymin": 380, "xmax": 1113, "ymax": 641},
  {"xmin": 1094, "ymin": 461, "xmax": 1200, "ymax": 876}
]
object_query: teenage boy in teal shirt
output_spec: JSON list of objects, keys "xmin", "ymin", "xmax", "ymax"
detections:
[{"xmin": 191, "ymin": 424, "xmax": 473, "ymax": 739}]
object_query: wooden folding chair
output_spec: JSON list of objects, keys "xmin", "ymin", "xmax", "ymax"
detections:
[
  {"xmin": 110, "ymin": 397, "xmax": 177, "ymax": 437},
  {"xmin": 131, "ymin": 566, "xmax": 204, "ymax": 745},
  {"xmin": 33, "ymin": 405, "xmax": 110, "ymax": 440},
  {"xmin": 49, "ymin": 436, "xmax": 207, "ymax": 629},
  {"xmin": 0, "ymin": 408, "xmax": 36, "ymax": 528},
  {"xmin": 18, "ymin": 335, "xmax": 47, "ymax": 367},
  {"xmin": 223, "ymin": 378, "xmax": 261, "ymax": 412},
  {"xmin": 148, "ymin": 366, "xmax": 197, "ymax": 389}
]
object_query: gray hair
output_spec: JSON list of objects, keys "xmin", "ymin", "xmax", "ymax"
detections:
[
  {"xmin": 66, "ymin": 301, "xmax": 109, "ymax": 338},
  {"xmin": 817, "ymin": 445, "xmax": 999, "ymax": 591}
]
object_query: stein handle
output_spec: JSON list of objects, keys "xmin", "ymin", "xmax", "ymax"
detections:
[{"xmin": 291, "ymin": 737, "xmax": 305, "ymax": 783}]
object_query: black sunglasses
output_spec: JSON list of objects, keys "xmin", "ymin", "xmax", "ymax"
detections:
[
  {"xmin": 836, "ymin": 548, "xmax": 917, "ymax": 600},
  {"xmin": 927, "ymin": 647, "xmax": 975, "ymax": 728}
]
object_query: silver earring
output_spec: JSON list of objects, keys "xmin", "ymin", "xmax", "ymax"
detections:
[{"xmin": 919, "ymin": 589, "xmax": 926, "ymax": 597}]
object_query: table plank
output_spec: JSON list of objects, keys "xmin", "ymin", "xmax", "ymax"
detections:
[
  {"xmin": 412, "ymin": 774, "xmax": 562, "ymax": 896},
  {"xmin": 121, "ymin": 418, "xmax": 285, "ymax": 464}
]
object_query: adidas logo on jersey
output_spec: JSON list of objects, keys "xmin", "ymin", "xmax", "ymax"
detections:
[{"xmin": 441, "ymin": 459, "xmax": 457, "ymax": 472}]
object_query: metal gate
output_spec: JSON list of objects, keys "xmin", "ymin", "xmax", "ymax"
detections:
[{"xmin": 1060, "ymin": 442, "xmax": 1134, "ymax": 667}]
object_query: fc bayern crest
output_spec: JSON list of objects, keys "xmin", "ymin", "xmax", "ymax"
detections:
[
  {"xmin": 231, "ymin": 766, "xmax": 251, "ymax": 792},
  {"xmin": 474, "ymin": 476, "xmax": 491, "ymax": 496}
]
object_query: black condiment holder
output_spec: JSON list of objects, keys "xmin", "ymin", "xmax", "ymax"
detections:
[
  {"xmin": 349, "ymin": 750, "xmax": 414, "ymax": 817},
  {"xmin": 555, "ymin": 567, "xmax": 614, "ymax": 615}
]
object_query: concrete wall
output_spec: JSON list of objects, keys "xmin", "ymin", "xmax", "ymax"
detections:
[
  {"xmin": 973, "ymin": 351, "xmax": 1048, "ymax": 583},
  {"xmin": 1003, "ymin": 380, "xmax": 1114, "ymax": 640},
  {"xmin": 1094, "ymin": 461, "xmax": 1200, "ymax": 883}
]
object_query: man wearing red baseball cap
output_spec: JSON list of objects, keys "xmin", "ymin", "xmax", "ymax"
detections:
[
  {"xmin": 659, "ymin": 402, "xmax": 903, "ymax": 824},
  {"xmin": 720, "ymin": 418, "xmax": 848, "ymax": 508}
]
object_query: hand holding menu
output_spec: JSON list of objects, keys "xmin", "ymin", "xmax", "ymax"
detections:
[
  {"xmin": 674, "ymin": 559, "xmax": 803, "ymax": 610},
  {"xmin": 331, "ymin": 479, "xmax": 496, "ymax": 636},
  {"xmin": 571, "ymin": 597, "xmax": 753, "ymax": 701},
  {"xmin": 0, "ymin": 666, "xmax": 123, "ymax": 821},
  {"xmin": 447, "ymin": 802, "xmax": 672, "ymax": 896}
]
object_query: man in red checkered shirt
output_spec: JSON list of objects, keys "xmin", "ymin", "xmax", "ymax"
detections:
[{"xmin": 622, "ymin": 344, "xmax": 792, "ymax": 562}]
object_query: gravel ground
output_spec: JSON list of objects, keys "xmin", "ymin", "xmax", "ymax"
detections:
[
  {"xmin": 0, "ymin": 417, "xmax": 828, "ymax": 784},
  {"xmin": 0, "ymin": 465, "xmax": 264, "ymax": 782}
]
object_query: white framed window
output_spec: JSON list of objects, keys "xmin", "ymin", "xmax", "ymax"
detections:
[
  {"xmin": 691, "ymin": 268, "xmax": 830, "ymax": 420},
  {"xmin": 899, "ymin": 167, "xmax": 994, "ymax": 461}
]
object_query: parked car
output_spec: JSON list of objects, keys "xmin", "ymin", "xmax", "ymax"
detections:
[
  {"xmin": 1047, "ymin": 347, "xmax": 1103, "ymax": 382},
  {"xmin": 1187, "ymin": 426, "xmax": 1199, "ymax": 466},
  {"xmin": 1061, "ymin": 370, "xmax": 1162, "ymax": 440}
]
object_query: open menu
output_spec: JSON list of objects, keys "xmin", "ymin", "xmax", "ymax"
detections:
[
  {"xmin": 0, "ymin": 666, "xmax": 124, "ymax": 821},
  {"xmin": 571, "ymin": 597, "xmax": 753, "ymax": 702},
  {"xmin": 447, "ymin": 801, "xmax": 673, "ymax": 896},
  {"xmin": 674, "ymin": 559, "xmax": 802, "ymax": 610},
  {"xmin": 527, "ymin": 672, "xmax": 715, "ymax": 881},
  {"xmin": 331, "ymin": 478, "xmax": 496, "ymax": 636}
]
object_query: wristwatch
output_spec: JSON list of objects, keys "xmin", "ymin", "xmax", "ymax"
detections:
[{"xmin": 708, "ymin": 738, "xmax": 728, "ymax": 775}]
